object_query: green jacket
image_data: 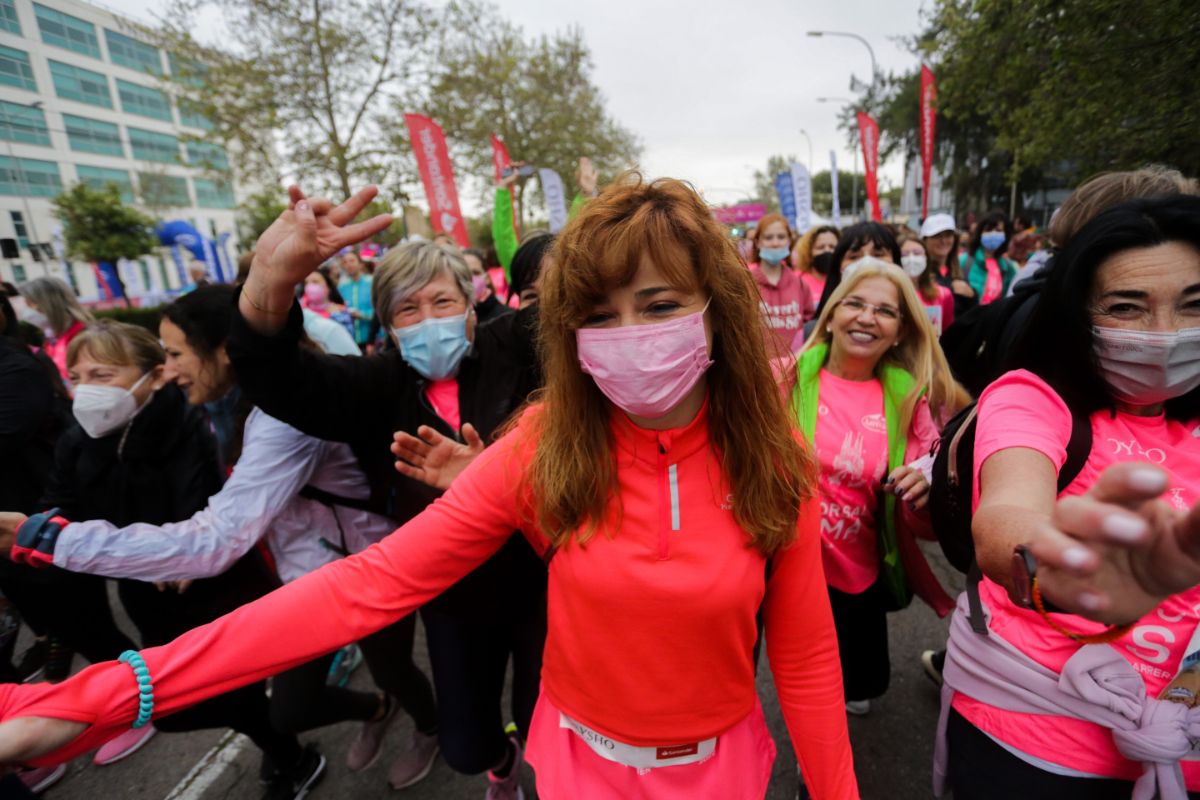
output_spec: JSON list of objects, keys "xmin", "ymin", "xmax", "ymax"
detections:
[
  {"xmin": 791, "ymin": 344, "xmax": 918, "ymax": 608},
  {"xmin": 960, "ymin": 248, "xmax": 1017, "ymax": 300}
]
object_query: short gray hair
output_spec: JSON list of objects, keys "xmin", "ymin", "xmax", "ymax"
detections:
[{"xmin": 371, "ymin": 241, "xmax": 474, "ymax": 325}]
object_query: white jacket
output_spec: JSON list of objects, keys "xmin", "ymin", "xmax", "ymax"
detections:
[{"xmin": 55, "ymin": 408, "xmax": 395, "ymax": 584}]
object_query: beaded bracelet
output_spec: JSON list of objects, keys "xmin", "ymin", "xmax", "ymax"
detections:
[
  {"xmin": 118, "ymin": 650, "xmax": 155, "ymax": 729},
  {"xmin": 1032, "ymin": 577, "xmax": 1135, "ymax": 645}
]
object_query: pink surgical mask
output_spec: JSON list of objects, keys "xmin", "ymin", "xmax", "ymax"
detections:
[
  {"xmin": 576, "ymin": 300, "xmax": 713, "ymax": 419},
  {"xmin": 304, "ymin": 282, "xmax": 328, "ymax": 305}
]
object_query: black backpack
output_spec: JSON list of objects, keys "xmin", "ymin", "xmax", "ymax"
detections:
[
  {"xmin": 929, "ymin": 399, "xmax": 1094, "ymax": 574},
  {"xmin": 939, "ymin": 270, "xmax": 1047, "ymax": 397}
]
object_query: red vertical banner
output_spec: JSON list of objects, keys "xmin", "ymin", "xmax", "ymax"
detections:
[
  {"xmin": 856, "ymin": 112, "xmax": 882, "ymax": 222},
  {"xmin": 919, "ymin": 64, "xmax": 937, "ymax": 220},
  {"xmin": 491, "ymin": 133, "xmax": 518, "ymax": 240},
  {"xmin": 404, "ymin": 113, "xmax": 470, "ymax": 247}
]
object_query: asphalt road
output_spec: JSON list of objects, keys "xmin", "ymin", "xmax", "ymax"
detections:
[{"xmin": 32, "ymin": 546, "xmax": 964, "ymax": 800}]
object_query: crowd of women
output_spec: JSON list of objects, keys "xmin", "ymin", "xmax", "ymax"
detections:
[{"xmin": 0, "ymin": 162, "xmax": 1195, "ymax": 800}]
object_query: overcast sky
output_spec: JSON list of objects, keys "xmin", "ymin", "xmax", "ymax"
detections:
[{"xmin": 122, "ymin": 0, "xmax": 928, "ymax": 209}]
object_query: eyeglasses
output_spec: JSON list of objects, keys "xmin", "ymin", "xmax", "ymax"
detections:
[{"xmin": 837, "ymin": 298, "xmax": 902, "ymax": 321}]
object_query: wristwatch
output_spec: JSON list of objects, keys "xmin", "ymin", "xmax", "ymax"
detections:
[{"xmin": 1010, "ymin": 544, "xmax": 1037, "ymax": 609}]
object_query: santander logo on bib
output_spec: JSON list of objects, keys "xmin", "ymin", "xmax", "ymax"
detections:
[{"xmin": 861, "ymin": 414, "xmax": 887, "ymax": 434}]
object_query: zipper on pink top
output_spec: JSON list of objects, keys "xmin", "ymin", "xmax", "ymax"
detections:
[{"xmin": 656, "ymin": 431, "xmax": 681, "ymax": 560}]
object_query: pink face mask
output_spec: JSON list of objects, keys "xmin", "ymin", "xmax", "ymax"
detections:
[
  {"xmin": 576, "ymin": 300, "xmax": 713, "ymax": 419},
  {"xmin": 471, "ymin": 274, "xmax": 490, "ymax": 302},
  {"xmin": 303, "ymin": 282, "xmax": 328, "ymax": 305}
]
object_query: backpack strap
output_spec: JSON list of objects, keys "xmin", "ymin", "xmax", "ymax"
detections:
[
  {"xmin": 965, "ymin": 561, "xmax": 988, "ymax": 635},
  {"xmin": 299, "ymin": 484, "xmax": 376, "ymax": 513}
]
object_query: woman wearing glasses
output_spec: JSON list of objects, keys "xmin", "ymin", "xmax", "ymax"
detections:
[{"xmin": 790, "ymin": 258, "xmax": 969, "ymax": 716}]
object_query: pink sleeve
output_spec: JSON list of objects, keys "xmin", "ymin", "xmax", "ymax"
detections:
[
  {"xmin": 1, "ymin": 424, "xmax": 540, "ymax": 765},
  {"xmin": 763, "ymin": 500, "xmax": 860, "ymax": 799},
  {"xmin": 900, "ymin": 399, "xmax": 938, "ymax": 540},
  {"xmin": 971, "ymin": 369, "xmax": 1072, "ymax": 511}
]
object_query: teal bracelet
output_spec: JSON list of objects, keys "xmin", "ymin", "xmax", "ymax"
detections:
[{"xmin": 118, "ymin": 650, "xmax": 154, "ymax": 729}]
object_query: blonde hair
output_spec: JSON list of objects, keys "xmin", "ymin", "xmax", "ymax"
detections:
[
  {"xmin": 66, "ymin": 319, "xmax": 164, "ymax": 373},
  {"xmin": 19, "ymin": 277, "xmax": 93, "ymax": 336},
  {"xmin": 1050, "ymin": 165, "xmax": 1199, "ymax": 247},
  {"xmin": 803, "ymin": 258, "xmax": 969, "ymax": 430},
  {"xmin": 792, "ymin": 225, "xmax": 840, "ymax": 274},
  {"xmin": 528, "ymin": 173, "xmax": 816, "ymax": 557},
  {"xmin": 371, "ymin": 241, "xmax": 473, "ymax": 325}
]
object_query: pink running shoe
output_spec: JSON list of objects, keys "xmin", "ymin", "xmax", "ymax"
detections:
[
  {"xmin": 18, "ymin": 763, "xmax": 66, "ymax": 793},
  {"xmin": 93, "ymin": 723, "xmax": 157, "ymax": 765},
  {"xmin": 485, "ymin": 737, "xmax": 525, "ymax": 800}
]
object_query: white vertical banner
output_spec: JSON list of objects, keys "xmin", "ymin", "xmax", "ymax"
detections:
[
  {"xmin": 539, "ymin": 168, "xmax": 569, "ymax": 233},
  {"xmin": 791, "ymin": 162, "xmax": 812, "ymax": 233},
  {"xmin": 830, "ymin": 150, "xmax": 841, "ymax": 227}
]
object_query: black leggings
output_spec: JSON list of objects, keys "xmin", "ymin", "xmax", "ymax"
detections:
[
  {"xmin": 0, "ymin": 563, "xmax": 134, "ymax": 661},
  {"xmin": 270, "ymin": 613, "xmax": 436, "ymax": 735},
  {"xmin": 827, "ymin": 582, "xmax": 890, "ymax": 701},
  {"xmin": 421, "ymin": 602, "xmax": 546, "ymax": 774},
  {"xmin": 947, "ymin": 707, "xmax": 1200, "ymax": 799}
]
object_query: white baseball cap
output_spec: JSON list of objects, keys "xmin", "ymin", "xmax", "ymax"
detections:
[{"xmin": 920, "ymin": 213, "xmax": 957, "ymax": 238}]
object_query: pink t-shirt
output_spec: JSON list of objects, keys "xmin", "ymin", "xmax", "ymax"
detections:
[
  {"xmin": 921, "ymin": 285, "xmax": 955, "ymax": 335},
  {"xmin": 799, "ymin": 272, "xmax": 825, "ymax": 308},
  {"xmin": 749, "ymin": 264, "xmax": 813, "ymax": 356},
  {"xmin": 424, "ymin": 378, "xmax": 460, "ymax": 431},
  {"xmin": 813, "ymin": 370, "xmax": 938, "ymax": 593},
  {"xmin": 980, "ymin": 257, "xmax": 1003, "ymax": 304},
  {"xmin": 959, "ymin": 369, "xmax": 1200, "ymax": 783}
]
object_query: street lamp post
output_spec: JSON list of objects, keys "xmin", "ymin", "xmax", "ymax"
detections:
[
  {"xmin": 818, "ymin": 96, "xmax": 858, "ymax": 221},
  {"xmin": 1, "ymin": 101, "xmax": 46, "ymax": 274},
  {"xmin": 798, "ymin": 129, "xmax": 813, "ymax": 174},
  {"xmin": 806, "ymin": 30, "xmax": 878, "ymax": 88}
]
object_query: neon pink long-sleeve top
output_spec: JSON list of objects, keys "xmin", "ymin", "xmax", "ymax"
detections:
[{"xmin": 0, "ymin": 402, "xmax": 858, "ymax": 798}]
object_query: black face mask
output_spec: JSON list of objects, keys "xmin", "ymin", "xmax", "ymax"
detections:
[{"xmin": 811, "ymin": 252, "xmax": 835, "ymax": 276}]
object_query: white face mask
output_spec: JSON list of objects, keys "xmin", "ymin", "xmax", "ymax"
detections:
[
  {"xmin": 72, "ymin": 372, "xmax": 154, "ymax": 438},
  {"xmin": 1092, "ymin": 326, "xmax": 1200, "ymax": 406},
  {"xmin": 901, "ymin": 254, "xmax": 928, "ymax": 279}
]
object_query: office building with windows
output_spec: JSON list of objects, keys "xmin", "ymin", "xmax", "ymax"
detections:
[{"xmin": 0, "ymin": 0, "xmax": 239, "ymax": 297}]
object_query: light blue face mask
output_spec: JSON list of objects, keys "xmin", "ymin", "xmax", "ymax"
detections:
[
  {"xmin": 392, "ymin": 312, "xmax": 471, "ymax": 380},
  {"xmin": 980, "ymin": 231, "xmax": 1006, "ymax": 252},
  {"xmin": 759, "ymin": 247, "xmax": 790, "ymax": 265}
]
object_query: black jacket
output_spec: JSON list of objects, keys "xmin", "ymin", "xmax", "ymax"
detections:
[
  {"xmin": 227, "ymin": 300, "xmax": 546, "ymax": 617},
  {"xmin": 0, "ymin": 337, "xmax": 69, "ymax": 514},
  {"xmin": 40, "ymin": 384, "xmax": 223, "ymax": 527},
  {"xmin": 39, "ymin": 384, "xmax": 275, "ymax": 642}
]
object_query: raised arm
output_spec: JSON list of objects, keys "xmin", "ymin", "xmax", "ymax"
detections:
[
  {"xmin": 238, "ymin": 186, "xmax": 392, "ymax": 336},
  {"xmin": 0, "ymin": 425, "xmax": 537, "ymax": 766},
  {"xmin": 763, "ymin": 501, "xmax": 859, "ymax": 799},
  {"xmin": 47, "ymin": 413, "xmax": 325, "ymax": 582}
]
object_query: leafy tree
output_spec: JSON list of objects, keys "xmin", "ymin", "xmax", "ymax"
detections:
[
  {"xmin": 141, "ymin": 0, "xmax": 433, "ymax": 197},
  {"xmin": 752, "ymin": 156, "xmax": 867, "ymax": 220},
  {"xmin": 52, "ymin": 183, "xmax": 159, "ymax": 302},
  {"xmin": 417, "ymin": 2, "xmax": 641, "ymax": 226},
  {"xmin": 236, "ymin": 188, "xmax": 287, "ymax": 250}
]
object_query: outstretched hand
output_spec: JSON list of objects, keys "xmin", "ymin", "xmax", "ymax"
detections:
[
  {"xmin": 391, "ymin": 424, "xmax": 485, "ymax": 491},
  {"xmin": 0, "ymin": 716, "xmax": 87, "ymax": 765},
  {"xmin": 1027, "ymin": 463, "xmax": 1200, "ymax": 625},
  {"xmin": 0, "ymin": 513, "xmax": 26, "ymax": 554},
  {"xmin": 249, "ymin": 185, "xmax": 393, "ymax": 296}
]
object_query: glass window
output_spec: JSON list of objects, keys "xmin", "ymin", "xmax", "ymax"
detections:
[
  {"xmin": 10, "ymin": 263, "xmax": 26, "ymax": 283},
  {"xmin": 177, "ymin": 98, "xmax": 212, "ymax": 131},
  {"xmin": 0, "ymin": 0, "xmax": 20, "ymax": 35},
  {"xmin": 167, "ymin": 52, "xmax": 206, "ymax": 86},
  {"xmin": 193, "ymin": 177, "xmax": 235, "ymax": 209},
  {"xmin": 62, "ymin": 113, "xmax": 123, "ymax": 156},
  {"xmin": 186, "ymin": 141, "xmax": 228, "ymax": 171},
  {"xmin": 127, "ymin": 127, "xmax": 179, "ymax": 164},
  {"xmin": 48, "ymin": 60, "xmax": 112, "ymax": 108},
  {"xmin": 138, "ymin": 172, "xmax": 189, "ymax": 207},
  {"xmin": 34, "ymin": 3, "xmax": 100, "ymax": 58},
  {"xmin": 0, "ymin": 101, "xmax": 50, "ymax": 146},
  {"xmin": 10, "ymin": 210, "xmax": 28, "ymax": 249},
  {"xmin": 105, "ymin": 30, "xmax": 161, "ymax": 74},
  {"xmin": 0, "ymin": 156, "xmax": 62, "ymax": 197},
  {"xmin": 0, "ymin": 46, "xmax": 36, "ymax": 92},
  {"xmin": 116, "ymin": 79, "xmax": 172, "ymax": 122},
  {"xmin": 76, "ymin": 165, "xmax": 134, "ymax": 203}
]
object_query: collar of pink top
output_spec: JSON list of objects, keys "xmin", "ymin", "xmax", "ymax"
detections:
[{"xmin": 611, "ymin": 395, "xmax": 711, "ymax": 466}]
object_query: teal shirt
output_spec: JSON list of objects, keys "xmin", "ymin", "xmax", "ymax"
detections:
[{"xmin": 338, "ymin": 274, "xmax": 374, "ymax": 345}]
